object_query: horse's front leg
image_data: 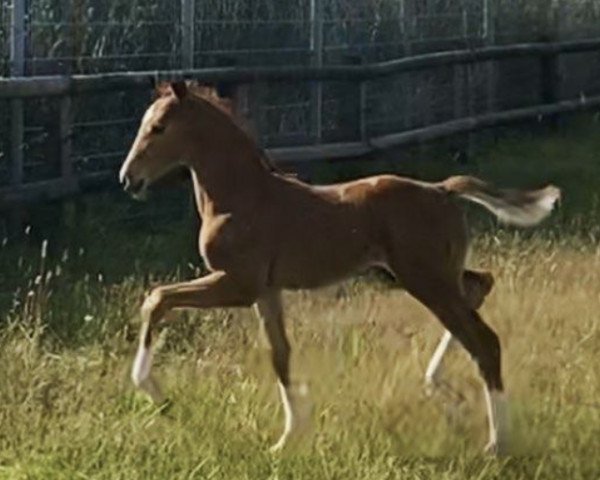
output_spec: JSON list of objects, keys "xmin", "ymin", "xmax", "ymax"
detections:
[
  {"xmin": 254, "ymin": 290, "xmax": 311, "ymax": 452},
  {"xmin": 132, "ymin": 270, "xmax": 257, "ymax": 404}
]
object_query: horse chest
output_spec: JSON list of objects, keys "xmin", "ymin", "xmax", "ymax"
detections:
[{"xmin": 198, "ymin": 214, "xmax": 248, "ymax": 271}]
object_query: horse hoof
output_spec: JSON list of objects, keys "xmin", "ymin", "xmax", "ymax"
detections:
[
  {"xmin": 484, "ymin": 439, "xmax": 507, "ymax": 457},
  {"xmin": 269, "ymin": 436, "xmax": 288, "ymax": 454},
  {"xmin": 424, "ymin": 378, "xmax": 437, "ymax": 398},
  {"xmin": 484, "ymin": 440, "xmax": 497, "ymax": 456},
  {"xmin": 268, "ymin": 414, "xmax": 312, "ymax": 454}
]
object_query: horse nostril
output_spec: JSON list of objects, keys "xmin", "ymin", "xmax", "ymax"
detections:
[{"xmin": 123, "ymin": 175, "xmax": 145, "ymax": 195}]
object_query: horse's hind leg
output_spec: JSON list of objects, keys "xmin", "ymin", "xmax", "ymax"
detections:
[
  {"xmin": 424, "ymin": 329, "xmax": 455, "ymax": 394},
  {"xmin": 408, "ymin": 276, "xmax": 507, "ymax": 453},
  {"xmin": 254, "ymin": 290, "xmax": 311, "ymax": 452},
  {"xmin": 425, "ymin": 269, "xmax": 494, "ymax": 391},
  {"xmin": 463, "ymin": 270, "xmax": 494, "ymax": 311}
]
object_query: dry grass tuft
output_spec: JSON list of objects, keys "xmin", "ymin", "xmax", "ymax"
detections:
[{"xmin": 1, "ymin": 232, "xmax": 599, "ymax": 479}]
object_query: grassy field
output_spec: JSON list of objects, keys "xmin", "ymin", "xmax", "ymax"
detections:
[{"xmin": 1, "ymin": 121, "xmax": 600, "ymax": 479}]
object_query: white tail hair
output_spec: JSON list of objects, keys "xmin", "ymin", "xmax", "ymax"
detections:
[{"xmin": 443, "ymin": 175, "xmax": 561, "ymax": 227}]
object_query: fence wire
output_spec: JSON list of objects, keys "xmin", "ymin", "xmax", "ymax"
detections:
[
  {"xmin": 25, "ymin": 0, "xmax": 181, "ymax": 74},
  {"xmin": 2, "ymin": 0, "xmax": 600, "ymax": 190},
  {"xmin": 9, "ymin": 0, "xmax": 600, "ymax": 75}
]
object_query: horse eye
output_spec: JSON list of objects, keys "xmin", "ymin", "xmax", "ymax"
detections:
[{"xmin": 151, "ymin": 124, "xmax": 165, "ymax": 134}]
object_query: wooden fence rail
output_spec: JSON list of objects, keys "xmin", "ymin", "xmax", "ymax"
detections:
[
  {"xmin": 3, "ymin": 92, "xmax": 600, "ymax": 209},
  {"xmin": 2, "ymin": 38, "xmax": 600, "ymax": 209},
  {"xmin": 3, "ymin": 39, "xmax": 600, "ymax": 98}
]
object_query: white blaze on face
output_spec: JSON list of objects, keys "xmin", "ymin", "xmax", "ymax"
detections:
[
  {"xmin": 119, "ymin": 102, "xmax": 158, "ymax": 185},
  {"xmin": 140, "ymin": 102, "xmax": 158, "ymax": 132}
]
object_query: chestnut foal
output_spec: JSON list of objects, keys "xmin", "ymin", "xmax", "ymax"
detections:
[{"xmin": 119, "ymin": 81, "xmax": 560, "ymax": 453}]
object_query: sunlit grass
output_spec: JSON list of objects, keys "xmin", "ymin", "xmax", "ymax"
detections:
[
  {"xmin": 2, "ymin": 120, "xmax": 600, "ymax": 478},
  {"xmin": 0, "ymin": 231, "xmax": 599, "ymax": 479}
]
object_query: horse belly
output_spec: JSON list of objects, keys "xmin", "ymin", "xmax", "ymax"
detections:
[{"xmin": 273, "ymin": 230, "xmax": 379, "ymax": 289}]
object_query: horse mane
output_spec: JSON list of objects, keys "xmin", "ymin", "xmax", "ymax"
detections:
[
  {"xmin": 154, "ymin": 81, "xmax": 290, "ymax": 177},
  {"xmin": 155, "ymin": 81, "xmax": 235, "ymax": 116}
]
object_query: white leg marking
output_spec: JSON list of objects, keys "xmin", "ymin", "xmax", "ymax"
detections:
[
  {"xmin": 425, "ymin": 330, "xmax": 455, "ymax": 389},
  {"xmin": 484, "ymin": 388, "xmax": 509, "ymax": 454},
  {"xmin": 270, "ymin": 382, "xmax": 311, "ymax": 452},
  {"xmin": 131, "ymin": 340, "xmax": 165, "ymax": 404},
  {"xmin": 132, "ymin": 343, "xmax": 152, "ymax": 387}
]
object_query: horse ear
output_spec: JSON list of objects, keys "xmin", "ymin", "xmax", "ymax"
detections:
[{"xmin": 170, "ymin": 81, "xmax": 188, "ymax": 100}]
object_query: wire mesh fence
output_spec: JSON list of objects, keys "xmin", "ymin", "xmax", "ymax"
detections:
[
  {"xmin": 5, "ymin": 0, "xmax": 600, "ymax": 72},
  {"xmin": 3, "ymin": 0, "xmax": 600, "ymax": 192},
  {"xmin": 26, "ymin": 0, "xmax": 182, "ymax": 75},
  {"xmin": 70, "ymin": 90, "xmax": 148, "ymax": 177},
  {"xmin": 194, "ymin": 0, "xmax": 311, "ymax": 67}
]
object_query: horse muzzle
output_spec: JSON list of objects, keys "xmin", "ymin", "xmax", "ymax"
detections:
[{"xmin": 120, "ymin": 172, "xmax": 147, "ymax": 198}]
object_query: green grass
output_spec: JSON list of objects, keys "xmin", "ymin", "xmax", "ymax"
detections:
[
  {"xmin": 1, "ymin": 120, "xmax": 600, "ymax": 479},
  {"xmin": 1, "ymin": 236, "xmax": 599, "ymax": 479}
]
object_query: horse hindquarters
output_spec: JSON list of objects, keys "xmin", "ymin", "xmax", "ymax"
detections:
[
  {"xmin": 425, "ymin": 269, "xmax": 495, "ymax": 388},
  {"xmin": 381, "ymin": 186, "xmax": 506, "ymax": 453}
]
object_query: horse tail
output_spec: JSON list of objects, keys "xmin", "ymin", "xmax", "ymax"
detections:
[{"xmin": 442, "ymin": 175, "xmax": 561, "ymax": 227}]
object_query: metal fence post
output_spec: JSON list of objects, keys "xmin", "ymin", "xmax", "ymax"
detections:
[
  {"xmin": 450, "ymin": 6, "xmax": 469, "ymax": 163},
  {"xmin": 553, "ymin": 0, "xmax": 566, "ymax": 102},
  {"xmin": 537, "ymin": 0, "xmax": 561, "ymax": 129},
  {"xmin": 359, "ymin": 81, "xmax": 367, "ymax": 142},
  {"xmin": 59, "ymin": 96, "xmax": 73, "ymax": 185},
  {"xmin": 399, "ymin": 0, "xmax": 412, "ymax": 56},
  {"xmin": 10, "ymin": 0, "xmax": 25, "ymax": 187},
  {"xmin": 483, "ymin": 0, "xmax": 497, "ymax": 113},
  {"xmin": 181, "ymin": 0, "xmax": 195, "ymax": 219},
  {"xmin": 181, "ymin": 0, "xmax": 195, "ymax": 69},
  {"xmin": 399, "ymin": 0, "xmax": 414, "ymax": 131},
  {"xmin": 310, "ymin": 0, "xmax": 323, "ymax": 143},
  {"xmin": 453, "ymin": 7, "xmax": 468, "ymax": 122},
  {"xmin": 466, "ymin": 7, "xmax": 477, "ymax": 160},
  {"xmin": 540, "ymin": 51, "xmax": 560, "ymax": 128},
  {"xmin": 60, "ymin": 1, "xmax": 74, "ymax": 189}
]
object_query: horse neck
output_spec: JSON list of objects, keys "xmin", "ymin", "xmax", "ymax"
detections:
[{"xmin": 185, "ymin": 114, "xmax": 271, "ymax": 217}]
